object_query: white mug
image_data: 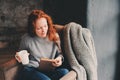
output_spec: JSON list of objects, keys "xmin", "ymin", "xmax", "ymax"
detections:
[{"xmin": 15, "ymin": 50, "xmax": 29, "ymax": 65}]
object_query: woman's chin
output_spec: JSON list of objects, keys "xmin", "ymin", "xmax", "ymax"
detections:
[{"xmin": 38, "ymin": 35, "xmax": 47, "ymax": 38}]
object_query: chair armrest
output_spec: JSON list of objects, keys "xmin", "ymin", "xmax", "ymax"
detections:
[
  {"xmin": 0, "ymin": 58, "xmax": 19, "ymax": 71},
  {"xmin": 0, "ymin": 57, "xmax": 21, "ymax": 80},
  {"xmin": 60, "ymin": 70, "xmax": 77, "ymax": 80}
]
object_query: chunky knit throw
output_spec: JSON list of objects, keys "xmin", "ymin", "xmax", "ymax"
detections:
[{"xmin": 63, "ymin": 22, "xmax": 98, "ymax": 80}]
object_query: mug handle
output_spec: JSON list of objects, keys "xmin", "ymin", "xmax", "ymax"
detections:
[{"xmin": 15, "ymin": 54, "xmax": 22, "ymax": 63}]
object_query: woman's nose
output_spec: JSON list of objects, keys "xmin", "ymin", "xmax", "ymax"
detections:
[
  {"xmin": 42, "ymin": 27, "xmax": 45, "ymax": 30},
  {"xmin": 42, "ymin": 28, "xmax": 45, "ymax": 32}
]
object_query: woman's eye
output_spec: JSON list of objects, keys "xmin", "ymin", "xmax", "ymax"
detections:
[{"xmin": 36, "ymin": 27, "xmax": 42, "ymax": 30}]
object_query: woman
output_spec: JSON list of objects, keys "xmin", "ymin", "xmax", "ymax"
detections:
[{"xmin": 16, "ymin": 10, "xmax": 69, "ymax": 80}]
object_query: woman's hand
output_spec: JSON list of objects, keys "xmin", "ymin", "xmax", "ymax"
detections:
[
  {"xmin": 52, "ymin": 56, "xmax": 62, "ymax": 67},
  {"xmin": 15, "ymin": 52, "xmax": 22, "ymax": 63}
]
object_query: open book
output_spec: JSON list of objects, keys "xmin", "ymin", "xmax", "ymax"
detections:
[{"xmin": 38, "ymin": 58, "xmax": 56, "ymax": 71}]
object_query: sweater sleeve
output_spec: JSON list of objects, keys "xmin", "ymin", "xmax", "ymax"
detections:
[
  {"xmin": 55, "ymin": 50, "xmax": 64, "ymax": 62},
  {"xmin": 55, "ymin": 35, "xmax": 64, "ymax": 62},
  {"xmin": 19, "ymin": 34, "xmax": 29, "ymax": 51}
]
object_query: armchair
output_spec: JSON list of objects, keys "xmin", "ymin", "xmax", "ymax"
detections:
[
  {"xmin": 0, "ymin": 24, "xmax": 77, "ymax": 80},
  {"xmin": 0, "ymin": 22, "xmax": 97, "ymax": 80}
]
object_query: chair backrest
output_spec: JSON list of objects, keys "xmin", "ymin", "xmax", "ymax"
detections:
[{"xmin": 53, "ymin": 24, "xmax": 64, "ymax": 33}]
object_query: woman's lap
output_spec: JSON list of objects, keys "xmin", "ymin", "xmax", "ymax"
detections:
[
  {"xmin": 46, "ymin": 68, "xmax": 69, "ymax": 80},
  {"xmin": 18, "ymin": 66, "xmax": 69, "ymax": 80}
]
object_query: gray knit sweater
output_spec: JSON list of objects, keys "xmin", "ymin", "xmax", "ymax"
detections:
[{"xmin": 19, "ymin": 33, "xmax": 60, "ymax": 68}]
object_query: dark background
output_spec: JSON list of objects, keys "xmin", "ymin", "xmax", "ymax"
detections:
[{"xmin": 43, "ymin": 0, "xmax": 87, "ymax": 27}]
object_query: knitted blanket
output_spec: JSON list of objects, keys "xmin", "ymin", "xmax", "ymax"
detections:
[{"xmin": 63, "ymin": 22, "xmax": 98, "ymax": 80}]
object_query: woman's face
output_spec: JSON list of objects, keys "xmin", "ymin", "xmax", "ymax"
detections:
[{"xmin": 34, "ymin": 18, "xmax": 48, "ymax": 38}]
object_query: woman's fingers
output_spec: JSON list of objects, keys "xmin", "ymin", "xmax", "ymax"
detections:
[
  {"xmin": 52, "ymin": 59, "xmax": 62, "ymax": 67},
  {"xmin": 15, "ymin": 53, "xmax": 22, "ymax": 63}
]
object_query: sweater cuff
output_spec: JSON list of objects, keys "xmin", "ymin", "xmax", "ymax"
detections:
[{"xmin": 58, "ymin": 54, "xmax": 64, "ymax": 62}]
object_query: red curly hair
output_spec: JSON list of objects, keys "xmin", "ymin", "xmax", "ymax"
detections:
[{"xmin": 27, "ymin": 10, "xmax": 59, "ymax": 42}]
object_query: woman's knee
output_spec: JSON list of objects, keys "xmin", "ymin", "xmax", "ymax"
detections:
[
  {"xmin": 32, "ymin": 71, "xmax": 51, "ymax": 80},
  {"xmin": 21, "ymin": 67, "xmax": 51, "ymax": 80},
  {"xmin": 58, "ymin": 68, "xmax": 69, "ymax": 75}
]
